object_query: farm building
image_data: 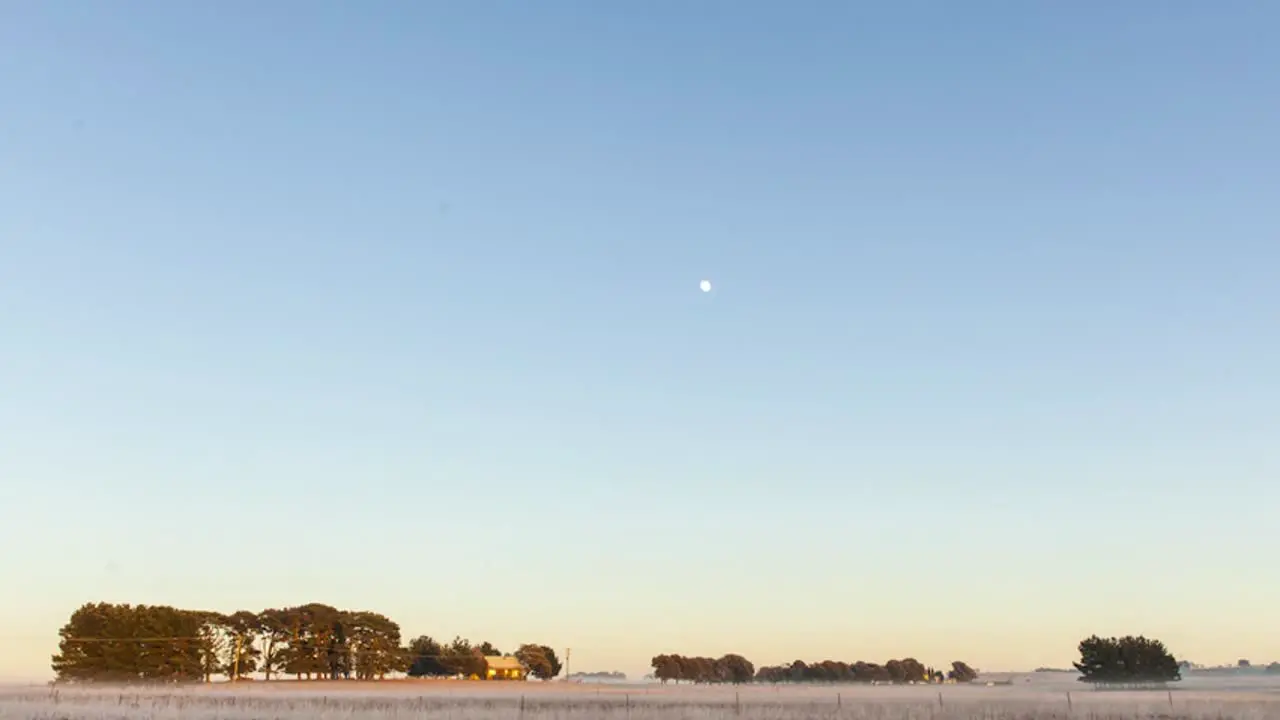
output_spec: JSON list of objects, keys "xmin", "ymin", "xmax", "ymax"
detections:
[{"xmin": 484, "ymin": 656, "xmax": 525, "ymax": 680}]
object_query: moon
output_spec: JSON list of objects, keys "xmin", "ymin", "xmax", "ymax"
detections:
[{"xmin": 699, "ymin": 279, "xmax": 712, "ymax": 292}]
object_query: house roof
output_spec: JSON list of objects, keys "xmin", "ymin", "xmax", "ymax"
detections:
[{"xmin": 485, "ymin": 656, "xmax": 524, "ymax": 672}]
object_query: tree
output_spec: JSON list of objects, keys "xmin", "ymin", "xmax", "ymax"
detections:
[
  {"xmin": 718, "ymin": 654, "xmax": 755, "ymax": 684},
  {"xmin": 947, "ymin": 661, "xmax": 978, "ymax": 683},
  {"xmin": 278, "ymin": 604, "xmax": 344, "ymax": 680},
  {"xmin": 196, "ymin": 612, "xmax": 229, "ymax": 683},
  {"xmin": 1073, "ymin": 635, "xmax": 1180, "ymax": 685},
  {"xmin": 651, "ymin": 654, "xmax": 680, "ymax": 684},
  {"xmin": 256, "ymin": 608, "xmax": 291, "ymax": 681},
  {"xmin": 347, "ymin": 611, "xmax": 405, "ymax": 680},
  {"xmin": 437, "ymin": 636, "xmax": 486, "ymax": 678},
  {"xmin": 1265, "ymin": 662, "xmax": 1280, "ymax": 675},
  {"xmin": 222, "ymin": 610, "xmax": 262, "ymax": 681},
  {"xmin": 899, "ymin": 658, "xmax": 927, "ymax": 683},
  {"xmin": 538, "ymin": 645, "xmax": 563, "ymax": 679},
  {"xmin": 515, "ymin": 643, "xmax": 561, "ymax": 680},
  {"xmin": 51, "ymin": 603, "xmax": 208, "ymax": 683},
  {"xmin": 405, "ymin": 636, "xmax": 449, "ymax": 677},
  {"xmin": 49, "ymin": 600, "xmax": 562, "ymax": 684}
]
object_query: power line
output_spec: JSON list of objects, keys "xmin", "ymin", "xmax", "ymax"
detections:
[{"xmin": 58, "ymin": 637, "xmax": 208, "ymax": 643}]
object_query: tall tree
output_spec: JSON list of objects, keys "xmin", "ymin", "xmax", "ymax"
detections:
[
  {"xmin": 718, "ymin": 654, "xmax": 755, "ymax": 684},
  {"xmin": 441, "ymin": 636, "xmax": 486, "ymax": 678},
  {"xmin": 279, "ymin": 603, "xmax": 345, "ymax": 680},
  {"xmin": 256, "ymin": 608, "xmax": 290, "ymax": 681},
  {"xmin": 51, "ymin": 603, "xmax": 207, "ymax": 683},
  {"xmin": 899, "ymin": 658, "xmax": 927, "ymax": 683},
  {"xmin": 222, "ymin": 611, "xmax": 262, "ymax": 681},
  {"xmin": 196, "ymin": 612, "xmax": 229, "ymax": 683},
  {"xmin": 406, "ymin": 635, "xmax": 449, "ymax": 677},
  {"xmin": 651, "ymin": 654, "xmax": 679, "ymax": 684},
  {"xmin": 516, "ymin": 644, "xmax": 557, "ymax": 680},
  {"xmin": 1074, "ymin": 635, "xmax": 1180, "ymax": 685},
  {"xmin": 347, "ymin": 611, "xmax": 405, "ymax": 680}
]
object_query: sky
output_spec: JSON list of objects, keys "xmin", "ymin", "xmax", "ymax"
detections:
[{"xmin": 1, "ymin": 0, "xmax": 1278, "ymax": 682}]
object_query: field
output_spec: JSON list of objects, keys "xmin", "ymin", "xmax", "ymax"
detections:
[{"xmin": 4, "ymin": 675, "xmax": 1280, "ymax": 720}]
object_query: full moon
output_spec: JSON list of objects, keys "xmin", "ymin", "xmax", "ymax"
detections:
[{"xmin": 699, "ymin": 279, "xmax": 712, "ymax": 292}]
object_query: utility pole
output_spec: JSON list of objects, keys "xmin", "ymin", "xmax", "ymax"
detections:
[
  {"xmin": 565, "ymin": 648, "xmax": 571, "ymax": 681},
  {"xmin": 232, "ymin": 634, "xmax": 243, "ymax": 681}
]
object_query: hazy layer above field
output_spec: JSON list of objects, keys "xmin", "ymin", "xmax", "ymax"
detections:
[{"xmin": 3, "ymin": 678, "xmax": 1280, "ymax": 720}]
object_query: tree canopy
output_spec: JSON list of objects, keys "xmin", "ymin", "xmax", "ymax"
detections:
[
  {"xmin": 749, "ymin": 657, "xmax": 972, "ymax": 684},
  {"xmin": 650, "ymin": 654, "xmax": 755, "ymax": 684},
  {"xmin": 51, "ymin": 602, "xmax": 558, "ymax": 683},
  {"xmin": 1073, "ymin": 635, "xmax": 1181, "ymax": 685},
  {"xmin": 649, "ymin": 654, "xmax": 974, "ymax": 685}
]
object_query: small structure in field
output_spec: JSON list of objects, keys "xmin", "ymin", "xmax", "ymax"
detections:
[{"xmin": 484, "ymin": 655, "xmax": 525, "ymax": 680}]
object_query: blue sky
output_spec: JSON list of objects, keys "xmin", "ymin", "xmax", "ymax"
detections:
[{"xmin": 2, "ymin": 1, "xmax": 1278, "ymax": 680}]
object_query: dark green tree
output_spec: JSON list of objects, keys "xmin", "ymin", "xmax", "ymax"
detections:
[
  {"xmin": 256, "ymin": 608, "xmax": 291, "ymax": 681},
  {"xmin": 440, "ymin": 636, "xmax": 485, "ymax": 677},
  {"xmin": 1074, "ymin": 635, "xmax": 1180, "ymax": 685},
  {"xmin": 947, "ymin": 661, "xmax": 978, "ymax": 683},
  {"xmin": 222, "ymin": 610, "xmax": 262, "ymax": 680},
  {"xmin": 51, "ymin": 603, "xmax": 208, "ymax": 683},
  {"xmin": 405, "ymin": 635, "xmax": 449, "ymax": 677},
  {"xmin": 195, "ymin": 612, "xmax": 229, "ymax": 683},
  {"xmin": 347, "ymin": 611, "xmax": 405, "ymax": 680}
]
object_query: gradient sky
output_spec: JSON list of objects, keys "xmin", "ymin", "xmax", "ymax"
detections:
[{"xmin": 2, "ymin": 1, "xmax": 1278, "ymax": 682}]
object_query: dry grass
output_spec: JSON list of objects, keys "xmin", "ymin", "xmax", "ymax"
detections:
[{"xmin": 2, "ymin": 681, "xmax": 1278, "ymax": 720}]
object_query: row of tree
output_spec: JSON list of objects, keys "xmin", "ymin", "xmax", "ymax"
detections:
[
  {"xmin": 570, "ymin": 671, "xmax": 627, "ymax": 680},
  {"xmin": 650, "ymin": 654, "xmax": 757, "ymax": 684},
  {"xmin": 1179, "ymin": 660, "xmax": 1280, "ymax": 675},
  {"xmin": 653, "ymin": 635, "xmax": 1186, "ymax": 687},
  {"xmin": 51, "ymin": 602, "xmax": 560, "ymax": 683},
  {"xmin": 649, "ymin": 635, "xmax": 1185, "ymax": 687},
  {"xmin": 649, "ymin": 654, "xmax": 978, "ymax": 685},
  {"xmin": 755, "ymin": 659, "xmax": 978, "ymax": 684}
]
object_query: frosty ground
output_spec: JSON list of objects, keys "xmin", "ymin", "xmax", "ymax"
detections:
[{"xmin": 3, "ymin": 675, "xmax": 1279, "ymax": 720}]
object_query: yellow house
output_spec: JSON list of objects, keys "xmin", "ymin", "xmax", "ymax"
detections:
[{"xmin": 484, "ymin": 656, "xmax": 525, "ymax": 680}]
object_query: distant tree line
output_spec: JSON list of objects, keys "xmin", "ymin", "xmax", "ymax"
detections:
[
  {"xmin": 649, "ymin": 654, "xmax": 977, "ymax": 685},
  {"xmin": 569, "ymin": 670, "xmax": 627, "ymax": 680},
  {"xmin": 51, "ymin": 602, "xmax": 560, "ymax": 683},
  {"xmin": 1174, "ymin": 659, "xmax": 1280, "ymax": 676},
  {"xmin": 755, "ymin": 659, "xmax": 977, "ymax": 684}
]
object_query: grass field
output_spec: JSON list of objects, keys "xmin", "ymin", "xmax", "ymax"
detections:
[{"xmin": 3, "ymin": 677, "xmax": 1279, "ymax": 720}]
